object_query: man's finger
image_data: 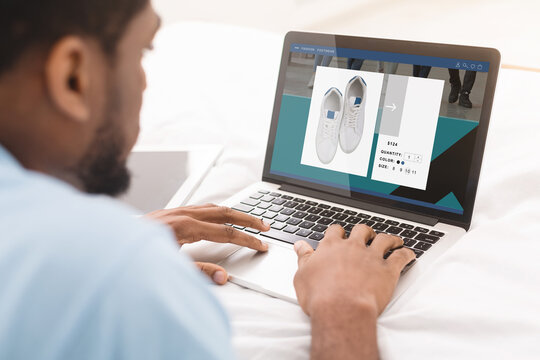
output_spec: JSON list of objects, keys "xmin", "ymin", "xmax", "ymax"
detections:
[
  {"xmin": 386, "ymin": 247, "xmax": 416, "ymax": 272},
  {"xmin": 187, "ymin": 206, "xmax": 271, "ymax": 232},
  {"xmin": 349, "ymin": 224, "xmax": 376, "ymax": 245},
  {"xmin": 320, "ymin": 224, "xmax": 346, "ymax": 245},
  {"xmin": 369, "ymin": 233, "xmax": 403, "ymax": 256},
  {"xmin": 294, "ymin": 240, "xmax": 314, "ymax": 267},
  {"xmin": 195, "ymin": 262, "xmax": 229, "ymax": 285},
  {"xmin": 194, "ymin": 220, "xmax": 269, "ymax": 252}
]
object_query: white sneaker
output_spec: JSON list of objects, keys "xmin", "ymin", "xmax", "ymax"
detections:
[
  {"xmin": 339, "ymin": 76, "xmax": 367, "ymax": 153},
  {"xmin": 316, "ymin": 87, "xmax": 343, "ymax": 164}
]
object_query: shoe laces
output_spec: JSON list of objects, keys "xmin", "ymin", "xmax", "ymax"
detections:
[
  {"xmin": 322, "ymin": 115, "xmax": 338, "ymax": 139},
  {"xmin": 344, "ymin": 105, "xmax": 360, "ymax": 129}
]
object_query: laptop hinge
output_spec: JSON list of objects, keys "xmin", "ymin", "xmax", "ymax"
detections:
[{"xmin": 279, "ymin": 183, "xmax": 438, "ymax": 227}]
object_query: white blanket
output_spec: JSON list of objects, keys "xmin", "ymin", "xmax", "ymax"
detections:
[{"xmin": 140, "ymin": 22, "xmax": 540, "ymax": 360}]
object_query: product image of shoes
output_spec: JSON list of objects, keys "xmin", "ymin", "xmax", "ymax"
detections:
[
  {"xmin": 339, "ymin": 76, "xmax": 367, "ymax": 153},
  {"xmin": 316, "ymin": 87, "xmax": 343, "ymax": 164},
  {"xmin": 449, "ymin": 84, "xmax": 461, "ymax": 103},
  {"xmin": 459, "ymin": 91, "xmax": 473, "ymax": 108}
]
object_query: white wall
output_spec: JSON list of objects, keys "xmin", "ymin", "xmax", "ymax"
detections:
[{"xmin": 152, "ymin": 0, "xmax": 540, "ymax": 68}]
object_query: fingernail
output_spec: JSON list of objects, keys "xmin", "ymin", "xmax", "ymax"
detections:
[
  {"xmin": 213, "ymin": 271, "xmax": 227, "ymax": 284},
  {"xmin": 263, "ymin": 220, "xmax": 271, "ymax": 228},
  {"xmin": 261, "ymin": 242, "xmax": 269, "ymax": 251},
  {"xmin": 294, "ymin": 242, "xmax": 302, "ymax": 252}
]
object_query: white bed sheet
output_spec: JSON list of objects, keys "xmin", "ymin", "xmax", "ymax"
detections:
[{"xmin": 140, "ymin": 22, "xmax": 540, "ymax": 360}]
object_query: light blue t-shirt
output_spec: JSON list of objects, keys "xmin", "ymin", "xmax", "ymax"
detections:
[{"xmin": 0, "ymin": 144, "xmax": 235, "ymax": 360}]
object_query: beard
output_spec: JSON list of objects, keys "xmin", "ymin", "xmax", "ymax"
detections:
[{"xmin": 74, "ymin": 87, "xmax": 132, "ymax": 197}]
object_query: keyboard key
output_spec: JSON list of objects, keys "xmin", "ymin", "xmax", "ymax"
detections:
[
  {"xmin": 260, "ymin": 229, "xmax": 319, "ymax": 249},
  {"xmin": 251, "ymin": 208, "xmax": 265, "ymax": 216},
  {"xmin": 345, "ymin": 231, "xmax": 351, "ymax": 237},
  {"xmin": 281, "ymin": 195, "xmax": 293, "ymax": 200},
  {"xmin": 413, "ymin": 249, "xmax": 424, "ymax": 258},
  {"xmin": 284, "ymin": 225, "xmax": 299, "ymax": 234},
  {"xmin": 292, "ymin": 211, "xmax": 308, "ymax": 219},
  {"xmin": 272, "ymin": 198, "xmax": 286, "ymax": 205},
  {"xmin": 320, "ymin": 210, "xmax": 336, "ymax": 218},
  {"xmin": 305, "ymin": 201, "xmax": 319, "ymax": 206},
  {"xmin": 318, "ymin": 204, "xmax": 331, "ymax": 209},
  {"xmin": 287, "ymin": 218, "xmax": 302, "ymax": 226},
  {"xmin": 233, "ymin": 225, "xmax": 245, "ymax": 230},
  {"xmin": 358, "ymin": 213, "xmax": 371, "ymax": 219},
  {"xmin": 283, "ymin": 201, "xmax": 299, "ymax": 208},
  {"xmin": 261, "ymin": 195, "xmax": 275, "ymax": 202},
  {"xmin": 309, "ymin": 232, "xmax": 324, "ymax": 241},
  {"xmin": 258, "ymin": 190, "xmax": 269, "ymax": 194},
  {"xmin": 269, "ymin": 205, "xmax": 284, "ymax": 212},
  {"xmin": 344, "ymin": 224, "xmax": 354, "ymax": 231},
  {"xmin": 293, "ymin": 198, "xmax": 306, "ymax": 203},
  {"xmin": 386, "ymin": 226, "xmax": 402, "ymax": 235},
  {"xmin": 270, "ymin": 192, "xmax": 281, "ymax": 197},
  {"xmin": 296, "ymin": 204, "xmax": 310, "ymax": 211},
  {"xmin": 404, "ymin": 238, "xmax": 417, "ymax": 247},
  {"xmin": 415, "ymin": 233, "xmax": 440, "ymax": 244},
  {"xmin": 372, "ymin": 217, "xmax": 385, "ymax": 222},
  {"xmin": 263, "ymin": 211, "xmax": 278, "ymax": 219},
  {"xmin": 401, "ymin": 230, "xmax": 417, "ymax": 238},
  {"xmin": 271, "ymin": 222, "xmax": 287, "ymax": 230},
  {"xmin": 305, "ymin": 214, "xmax": 321, "ymax": 222},
  {"xmin": 372, "ymin": 223, "xmax": 388, "ymax": 231},
  {"xmin": 385, "ymin": 220, "xmax": 399, "ymax": 226},
  {"xmin": 414, "ymin": 226, "xmax": 429, "ymax": 233},
  {"xmin": 361, "ymin": 219, "xmax": 375, "ymax": 226},
  {"xmin": 275, "ymin": 214, "xmax": 290, "ymax": 222},
  {"xmin": 312, "ymin": 224, "xmax": 328, "ymax": 233},
  {"xmin": 307, "ymin": 207, "xmax": 323, "ymax": 214},
  {"xmin": 257, "ymin": 202, "xmax": 271, "ymax": 209},
  {"xmin": 232, "ymin": 203, "xmax": 253, "ymax": 213},
  {"xmin": 245, "ymin": 228, "xmax": 260, "ymax": 234},
  {"xmin": 280, "ymin": 208, "xmax": 295, "ymax": 216},
  {"xmin": 430, "ymin": 230, "xmax": 445, "ymax": 237},
  {"xmin": 299, "ymin": 221, "xmax": 315, "ymax": 229},
  {"xmin": 250, "ymin": 193, "xmax": 263, "ymax": 200},
  {"xmin": 346, "ymin": 216, "xmax": 362, "ymax": 224},
  {"xmin": 331, "ymin": 207, "xmax": 344, "ymax": 212},
  {"xmin": 399, "ymin": 223, "xmax": 414, "ymax": 230},
  {"xmin": 333, "ymin": 213, "xmax": 349, "ymax": 221},
  {"xmin": 343, "ymin": 210, "xmax": 357, "ymax": 216},
  {"xmin": 332, "ymin": 221, "xmax": 347, "ymax": 227},
  {"xmin": 297, "ymin": 229, "xmax": 313, "ymax": 237},
  {"xmin": 414, "ymin": 242, "xmax": 432, "ymax": 251},
  {"xmin": 317, "ymin": 217, "xmax": 333, "ymax": 225}
]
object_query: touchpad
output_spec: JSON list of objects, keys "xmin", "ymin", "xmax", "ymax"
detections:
[{"xmin": 218, "ymin": 242, "xmax": 299, "ymax": 303}]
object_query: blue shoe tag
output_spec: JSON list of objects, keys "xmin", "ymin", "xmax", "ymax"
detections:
[
  {"xmin": 326, "ymin": 110, "xmax": 336, "ymax": 119},
  {"xmin": 350, "ymin": 96, "xmax": 362, "ymax": 106}
]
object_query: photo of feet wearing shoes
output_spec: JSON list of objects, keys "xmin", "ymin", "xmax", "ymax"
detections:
[{"xmin": 301, "ymin": 67, "xmax": 384, "ymax": 177}]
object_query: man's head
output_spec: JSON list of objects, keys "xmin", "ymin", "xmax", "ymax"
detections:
[{"xmin": 0, "ymin": 0, "xmax": 160, "ymax": 196}]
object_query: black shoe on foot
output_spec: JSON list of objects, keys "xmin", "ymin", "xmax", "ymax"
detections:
[
  {"xmin": 459, "ymin": 91, "xmax": 472, "ymax": 108},
  {"xmin": 449, "ymin": 84, "xmax": 460, "ymax": 103}
]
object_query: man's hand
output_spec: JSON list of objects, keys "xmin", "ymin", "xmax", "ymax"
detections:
[
  {"xmin": 293, "ymin": 224, "xmax": 415, "ymax": 360},
  {"xmin": 146, "ymin": 203, "xmax": 270, "ymax": 285}
]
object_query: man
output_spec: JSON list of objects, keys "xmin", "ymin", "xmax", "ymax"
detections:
[{"xmin": 0, "ymin": 1, "xmax": 415, "ymax": 359}]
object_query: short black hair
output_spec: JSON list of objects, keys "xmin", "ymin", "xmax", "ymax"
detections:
[{"xmin": 0, "ymin": 0, "xmax": 148, "ymax": 75}]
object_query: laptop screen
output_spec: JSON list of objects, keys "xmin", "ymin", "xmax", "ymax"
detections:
[{"xmin": 265, "ymin": 33, "xmax": 499, "ymax": 225}]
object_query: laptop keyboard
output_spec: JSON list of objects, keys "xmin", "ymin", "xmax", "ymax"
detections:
[{"xmin": 232, "ymin": 189, "xmax": 446, "ymax": 258}]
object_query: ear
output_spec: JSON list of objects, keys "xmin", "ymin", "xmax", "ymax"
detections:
[{"xmin": 44, "ymin": 36, "xmax": 93, "ymax": 122}]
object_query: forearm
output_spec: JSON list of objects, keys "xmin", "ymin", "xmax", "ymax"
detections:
[{"xmin": 310, "ymin": 302, "xmax": 379, "ymax": 360}]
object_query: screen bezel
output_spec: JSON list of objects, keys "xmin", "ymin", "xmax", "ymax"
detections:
[{"xmin": 262, "ymin": 31, "xmax": 500, "ymax": 230}]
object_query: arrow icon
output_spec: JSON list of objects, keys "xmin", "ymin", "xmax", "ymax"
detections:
[{"xmin": 385, "ymin": 103, "xmax": 396, "ymax": 112}]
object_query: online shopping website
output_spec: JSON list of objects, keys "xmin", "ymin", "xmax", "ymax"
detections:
[{"xmin": 269, "ymin": 44, "xmax": 490, "ymax": 215}]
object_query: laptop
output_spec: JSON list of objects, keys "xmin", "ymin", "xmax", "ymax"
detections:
[{"xmin": 184, "ymin": 31, "xmax": 500, "ymax": 305}]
